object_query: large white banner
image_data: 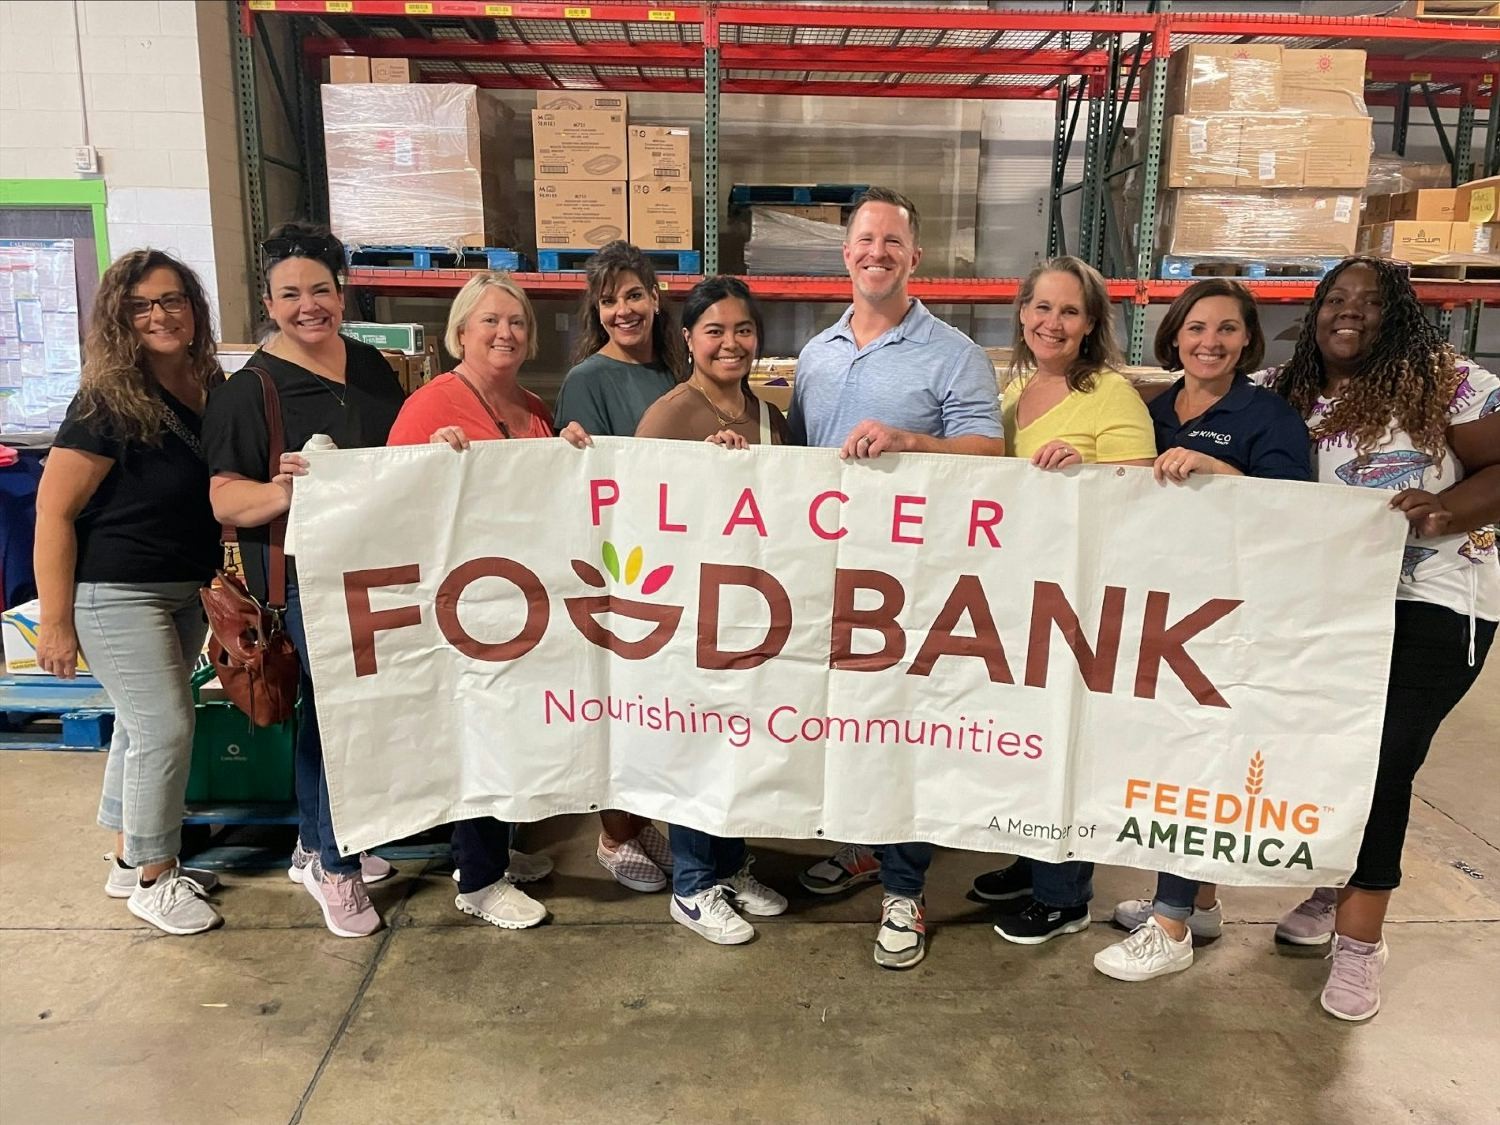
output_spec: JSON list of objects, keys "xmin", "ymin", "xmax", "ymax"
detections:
[{"xmin": 291, "ymin": 438, "xmax": 1406, "ymax": 886}]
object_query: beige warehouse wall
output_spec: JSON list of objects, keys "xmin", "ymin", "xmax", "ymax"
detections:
[{"xmin": 0, "ymin": 0, "xmax": 249, "ymax": 339}]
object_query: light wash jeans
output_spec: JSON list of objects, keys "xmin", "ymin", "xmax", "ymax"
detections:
[{"xmin": 74, "ymin": 581, "xmax": 205, "ymax": 867}]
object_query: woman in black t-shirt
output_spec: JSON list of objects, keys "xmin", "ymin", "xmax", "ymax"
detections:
[
  {"xmin": 201, "ymin": 223, "xmax": 404, "ymax": 940},
  {"xmin": 34, "ymin": 249, "xmax": 224, "ymax": 936}
]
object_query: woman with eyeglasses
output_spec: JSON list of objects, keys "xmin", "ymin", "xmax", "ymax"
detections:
[
  {"xmin": 201, "ymin": 222, "xmax": 406, "ymax": 939},
  {"xmin": 33, "ymin": 250, "xmax": 225, "ymax": 935}
]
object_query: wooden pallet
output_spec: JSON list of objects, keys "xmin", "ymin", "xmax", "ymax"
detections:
[
  {"xmin": 1411, "ymin": 0, "xmax": 1500, "ymax": 19},
  {"xmin": 1159, "ymin": 255, "xmax": 1344, "ymax": 281},
  {"xmin": 1408, "ymin": 260, "xmax": 1500, "ymax": 280},
  {"xmin": 0, "ymin": 675, "xmax": 113, "ymax": 751}
]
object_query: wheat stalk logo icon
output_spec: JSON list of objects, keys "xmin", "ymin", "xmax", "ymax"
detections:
[{"xmin": 1245, "ymin": 752, "xmax": 1265, "ymax": 796}]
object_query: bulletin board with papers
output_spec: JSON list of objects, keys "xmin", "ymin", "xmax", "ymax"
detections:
[{"xmin": 0, "ymin": 239, "xmax": 82, "ymax": 436}]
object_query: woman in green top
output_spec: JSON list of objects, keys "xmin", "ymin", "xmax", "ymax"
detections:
[{"xmin": 554, "ymin": 240, "xmax": 688, "ymax": 893}]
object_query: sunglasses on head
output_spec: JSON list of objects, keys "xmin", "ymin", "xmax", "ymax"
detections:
[{"xmin": 260, "ymin": 235, "xmax": 340, "ymax": 262}]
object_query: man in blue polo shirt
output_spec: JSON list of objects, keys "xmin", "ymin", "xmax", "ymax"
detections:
[{"xmin": 789, "ymin": 186, "xmax": 1004, "ymax": 970}]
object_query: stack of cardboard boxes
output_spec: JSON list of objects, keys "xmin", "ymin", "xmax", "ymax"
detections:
[
  {"xmin": 532, "ymin": 94, "xmax": 694, "ymax": 253},
  {"xmin": 1357, "ymin": 175, "xmax": 1500, "ymax": 264},
  {"xmin": 1146, "ymin": 44, "xmax": 1373, "ymax": 263}
]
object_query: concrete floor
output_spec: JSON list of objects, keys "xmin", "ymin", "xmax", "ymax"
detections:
[{"xmin": 2, "ymin": 659, "xmax": 1496, "ymax": 1125}]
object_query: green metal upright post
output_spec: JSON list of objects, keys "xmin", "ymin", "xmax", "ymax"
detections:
[
  {"xmin": 1047, "ymin": 80, "xmax": 1071, "ymax": 259},
  {"xmin": 1453, "ymin": 96, "xmax": 1475, "ymax": 185},
  {"xmin": 1393, "ymin": 83, "xmax": 1411, "ymax": 156},
  {"xmin": 233, "ymin": 3, "xmax": 267, "ymax": 271},
  {"xmin": 1485, "ymin": 81, "xmax": 1500, "ymax": 178},
  {"xmin": 1079, "ymin": 91, "xmax": 1107, "ymax": 267},
  {"xmin": 702, "ymin": 4, "xmax": 721, "ymax": 277},
  {"xmin": 1128, "ymin": 9, "xmax": 1170, "ymax": 365}
]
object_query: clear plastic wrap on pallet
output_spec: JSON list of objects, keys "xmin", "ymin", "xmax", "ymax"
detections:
[
  {"xmin": 1163, "ymin": 113, "xmax": 1372, "ymax": 190},
  {"xmin": 1365, "ymin": 153, "xmax": 1458, "ymax": 195},
  {"xmin": 1161, "ymin": 189, "xmax": 1361, "ymax": 259},
  {"xmin": 743, "ymin": 208, "xmax": 847, "ymax": 275},
  {"xmin": 1158, "ymin": 45, "xmax": 1367, "ymax": 118},
  {"xmin": 321, "ymin": 83, "xmax": 515, "ymax": 251}
]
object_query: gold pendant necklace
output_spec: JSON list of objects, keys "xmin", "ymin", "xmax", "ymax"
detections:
[{"xmin": 688, "ymin": 377, "xmax": 750, "ymax": 427}]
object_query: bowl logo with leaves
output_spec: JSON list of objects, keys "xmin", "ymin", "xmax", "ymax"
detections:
[{"xmin": 566, "ymin": 542, "xmax": 683, "ymax": 659}]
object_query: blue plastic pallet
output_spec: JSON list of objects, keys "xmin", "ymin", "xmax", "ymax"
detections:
[
  {"xmin": 537, "ymin": 247, "xmax": 702, "ymax": 273},
  {"xmin": 1159, "ymin": 255, "xmax": 1344, "ymax": 281},
  {"xmin": 0, "ymin": 675, "xmax": 114, "ymax": 751},
  {"xmin": 729, "ymin": 183, "xmax": 868, "ymax": 206},
  {"xmin": 346, "ymin": 245, "xmax": 530, "ymax": 271}
]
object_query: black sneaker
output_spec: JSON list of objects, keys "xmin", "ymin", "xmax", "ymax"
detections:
[
  {"xmin": 968, "ymin": 860, "xmax": 1033, "ymax": 903},
  {"xmin": 992, "ymin": 898, "xmax": 1090, "ymax": 945}
]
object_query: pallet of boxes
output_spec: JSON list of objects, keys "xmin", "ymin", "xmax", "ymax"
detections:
[
  {"xmin": 1143, "ymin": 44, "xmax": 1374, "ymax": 279},
  {"xmin": 1357, "ymin": 174, "xmax": 1500, "ymax": 274},
  {"xmin": 320, "ymin": 59, "xmax": 517, "ymax": 389},
  {"xmin": 532, "ymin": 93, "xmax": 695, "ymax": 266}
]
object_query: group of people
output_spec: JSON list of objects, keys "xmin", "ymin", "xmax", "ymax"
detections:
[{"xmin": 31, "ymin": 186, "xmax": 1497, "ymax": 1025}]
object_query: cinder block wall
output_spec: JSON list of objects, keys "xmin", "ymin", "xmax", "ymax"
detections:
[{"xmin": 0, "ymin": 0, "xmax": 249, "ymax": 339}]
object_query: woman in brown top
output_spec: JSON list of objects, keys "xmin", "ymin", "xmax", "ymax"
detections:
[
  {"xmin": 636, "ymin": 275, "xmax": 789, "ymax": 447},
  {"xmin": 634, "ymin": 276, "xmax": 789, "ymax": 945}
]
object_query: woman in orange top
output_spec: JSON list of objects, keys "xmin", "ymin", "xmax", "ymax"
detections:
[{"xmin": 387, "ymin": 271, "xmax": 586, "ymax": 930}]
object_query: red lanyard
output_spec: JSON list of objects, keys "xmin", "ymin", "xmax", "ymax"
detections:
[{"xmin": 455, "ymin": 371, "xmax": 513, "ymax": 439}]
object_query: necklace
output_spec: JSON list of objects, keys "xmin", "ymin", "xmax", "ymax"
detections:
[
  {"xmin": 688, "ymin": 377, "xmax": 750, "ymax": 427},
  {"xmin": 306, "ymin": 371, "xmax": 347, "ymax": 408}
]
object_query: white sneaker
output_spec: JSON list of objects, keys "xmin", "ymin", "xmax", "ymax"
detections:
[
  {"xmin": 874, "ymin": 894, "xmax": 927, "ymax": 969},
  {"xmin": 1113, "ymin": 896, "xmax": 1223, "ymax": 941},
  {"xmin": 717, "ymin": 857, "xmax": 787, "ymax": 917},
  {"xmin": 455, "ymin": 879, "xmax": 547, "ymax": 930},
  {"xmin": 671, "ymin": 885, "xmax": 754, "ymax": 945},
  {"xmin": 127, "ymin": 867, "xmax": 223, "ymax": 936},
  {"xmin": 105, "ymin": 854, "xmax": 220, "ymax": 899},
  {"xmin": 452, "ymin": 849, "xmax": 555, "ymax": 886},
  {"xmin": 1094, "ymin": 916, "xmax": 1194, "ymax": 982}
]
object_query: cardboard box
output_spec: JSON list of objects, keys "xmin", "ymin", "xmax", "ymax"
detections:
[
  {"xmin": 1390, "ymin": 188, "xmax": 1460, "ymax": 222},
  {"xmin": 1455, "ymin": 174, "xmax": 1500, "ymax": 223},
  {"xmin": 1361, "ymin": 193, "xmax": 1392, "ymax": 226},
  {"xmin": 1281, "ymin": 49, "xmax": 1366, "ymax": 115},
  {"xmin": 1163, "ymin": 189, "xmax": 1359, "ymax": 258},
  {"xmin": 536, "ymin": 91, "xmax": 628, "ymax": 113},
  {"xmin": 1300, "ymin": 115, "xmax": 1372, "ymax": 189},
  {"xmin": 1164, "ymin": 115, "xmax": 1244, "ymax": 188},
  {"xmin": 1449, "ymin": 222, "xmax": 1500, "ymax": 256},
  {"xmin": 531, "ymin": 109, "xmax": 628, "ymax": 180},
  {"xmin": 2, "ymin": 599, "xmax": 91, "ymax": 677},
  {"xmin": 628, "ymin": 125, "xmax": 691, "ymax": 181},
  {"xmin": 1234, "ymin": 116, "xmax": 1303, "ymax": 189},
  {"xmin": 534, "ymin": 180, "xmax": 627, "ymax": 248},
  {"xmin": 382, "ymin": 341, "xmax": 439, "ymax": 394},
  {"xmin": 328, "ymin": 56, "xmax": 370, "ymax": 84},
  {"xmin": 1164, "ymin": 44, "xmax": 1282, "ymax": 116},
  {"xmin": 370, "ymin": 57, "xmax": 413, "ymax": 84},
  {"xmin": 629, "ymin": 180, "xmax": 694, "ymax": 250},
  {"xmin": 342, "ymin": 321, "xmax": 425, "ymax": 355},
  {"xmin": 1372, "ymin": 220, "xmax": 1453, "ymax": 263},
  {"xmin": 323, "ymin": 84, "xmax": 514, "ymax": 248}
]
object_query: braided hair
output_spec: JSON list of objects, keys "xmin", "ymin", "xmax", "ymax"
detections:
[{"xmin": 1272, "ymin": 256, "xmax": 1459, "ymax": 461}]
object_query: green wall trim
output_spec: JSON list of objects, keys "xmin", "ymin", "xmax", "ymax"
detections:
[{"xmin": 0, "ymin": 177, "xmax": 111, "ymax": 275}]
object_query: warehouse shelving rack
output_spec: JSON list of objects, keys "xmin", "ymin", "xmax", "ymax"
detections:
[{"xmin": 236, "ymin": 1, "xmax": 1500, "ymax": 361}]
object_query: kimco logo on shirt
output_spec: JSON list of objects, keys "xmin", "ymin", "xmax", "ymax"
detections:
[{"xmin": 1115, "ymin": 753, "xmax": 1322, "ymax": 870}]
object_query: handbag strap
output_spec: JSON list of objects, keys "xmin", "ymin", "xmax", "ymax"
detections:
[
  {"xmin": 247, "ymin": 365, "xmax": 289, "ymax": 609},
  {"xmin": 757, "ymin": 395, "xmax": 771, "ymax": 446},
  {"xmin": 159, "ymin": 397, "xmax": 206, "ymax": 460}
]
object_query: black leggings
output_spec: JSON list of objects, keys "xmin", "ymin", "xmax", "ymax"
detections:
[
  {"xmin": 451, "ymin": 817, "xmax": 511, "ymax": 895},
  {"xmin": 1350, "ymin": 600, "xmax": 1494, "ymax": 891}
]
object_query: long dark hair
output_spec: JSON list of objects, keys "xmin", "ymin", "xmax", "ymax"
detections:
[
  {"xmin": 76, "ymin": 249, "xmax": 219, "ymax": 446},
  {"xmin": 1271, "ymin": 256, "xmax": 1458, "ymax": 460},
  {"xmin": 1008, "ymin": 255, "xmax": 1120, "ymax": 392},
  {"xmin": 571, "ymin": 240, "xmax": 686, "ymax": 376},
  {"xmin": 681, "ymin": 275, "xmax": 764, "ymax": 402},
  {"xmin": 1154, "ymin": 278, "xmax": 1265, "ymax": 375}
]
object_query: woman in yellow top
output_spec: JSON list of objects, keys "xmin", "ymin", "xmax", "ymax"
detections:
[{"xmin": 986, "ymin": 255, "xmax": 1156, "ymax": 945}]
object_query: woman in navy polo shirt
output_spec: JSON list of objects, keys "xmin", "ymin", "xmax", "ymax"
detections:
[{"xmin": 1093, "ymin": 278, "xmax": 1312, "ymax": 984}]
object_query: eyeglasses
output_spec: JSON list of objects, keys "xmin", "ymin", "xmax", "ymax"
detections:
[
  {"xmin": 125, "ymin": 293, "xmax": 189, "ymax": 319},
  {"xmin": 261, "ymin": 235, "xmax": 339, "ymax": 262}
]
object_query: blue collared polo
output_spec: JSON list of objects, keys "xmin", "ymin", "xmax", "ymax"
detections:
[{"xmin": 1148, "ymin": 374, "xmax": 1313, "ymax": 481}]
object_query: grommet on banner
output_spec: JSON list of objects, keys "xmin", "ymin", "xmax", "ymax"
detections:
[
  {"xmin": 588, "ymin": 804, "xmax": 599, "ymax": 811},
  {"xmin": 815, "ymin": 828, "xmax": 825, "ymax": 837}
]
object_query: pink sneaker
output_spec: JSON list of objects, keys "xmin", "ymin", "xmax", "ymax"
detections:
[
  {"xmin": 596, "ymin": 834, "xmax": 667, "ymax": 893},
  {"xmin": 304, "ymin": 859, "xmax": 383, "ymax": 938},
  {"xmin": 360, "ymin": 852, "xmax": 395, "ymax": 884},
  {"xmin": 1321, "ymin": 934, "xmax": 1389, "ymax": 1021},
  {"xmin": 1274, "ymin": 886, "xmax": 1337, "ymax": 946},
  {"xmin": 635, "ymin": 823, "xmax": 674, "ymax": 871}
]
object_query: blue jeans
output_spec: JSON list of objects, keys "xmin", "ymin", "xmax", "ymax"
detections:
[
  {"xmin": 1032, "ymin": 859, "xmax": 1093, "ymax": 909},
  {"xmin": 281, "ymin": 577, "xmax": 360, "ymax": 876},
  {"xmin": 1152, "ymin": 872, "xmax": 1200, "ymax": 921},
  {"xmin": 76, "ymin": 581, "xmax": 205, "ymax": 867},
  {"xmin": 877, "ymin": 842, "xmax": 932, "ymax": 899},
  {"xmin": 670, "ymin": 825, "xmax": 745, "ymax": 896}
]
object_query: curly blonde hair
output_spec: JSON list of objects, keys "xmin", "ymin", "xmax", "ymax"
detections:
[
  {"xmin": 76, "ymin": 250, "xmax": 218, "ymax": 445},
  {"xmin": 1272, "ymin": 256, "xmax": 1459, "ymax": 461}
]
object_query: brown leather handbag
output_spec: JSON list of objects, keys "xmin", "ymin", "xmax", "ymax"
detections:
[{"xmin": 199, "ymin": 368, "xmax": 300, "ymax": 726}]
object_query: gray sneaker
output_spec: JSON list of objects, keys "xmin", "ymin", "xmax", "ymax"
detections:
[
  {"xmin": 105, "ymin": 855, "xmax": 220, "ymax": 899},
  {"xmin": 1275, "ymin": 886, "xmax": 1337, "ymax": 946},
  {"xmin": 304, "ymin": 858, "xmax": 383, "ymax": 938},
  {"xmin": 874, "ymin": 894, "xmax": 926, "ymax": 970},
  {"xmin": 127, "ymin": 867, "xmax": 223, "ymax": 935},
  {"xmin": 455, "ymin": 879, "xmax": 547, "ymax": 930},
  {"xmin": 1321, "ymin": 934, "xmax": 1388, "ymax": 1021},
  {"xmin": 1112, "ymin": 896, "xmax": 1223, "ymax": 941}
]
